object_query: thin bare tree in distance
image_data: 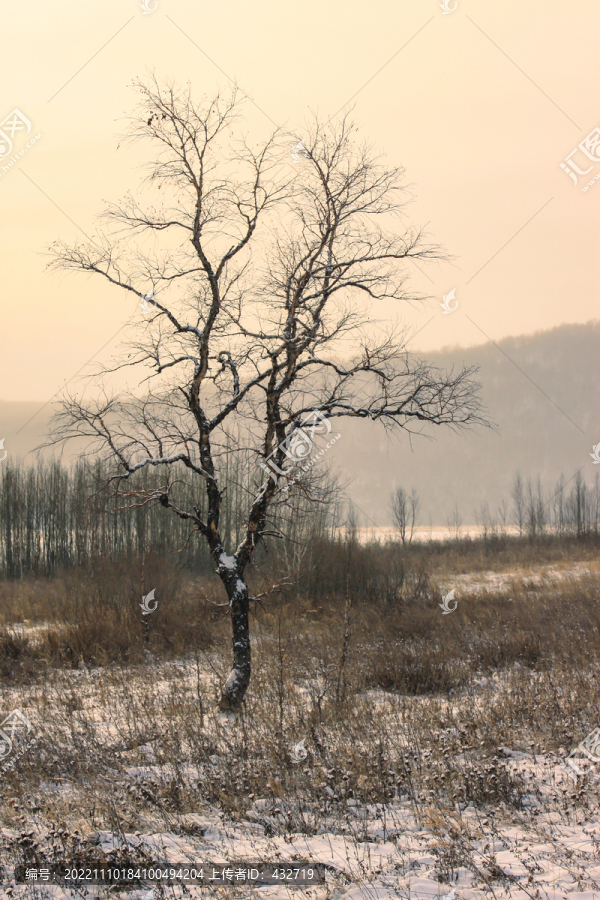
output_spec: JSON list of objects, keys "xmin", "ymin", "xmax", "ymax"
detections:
[{"xmin": 47, "ymin": 77, "xmax": 488, "ymax": 710}]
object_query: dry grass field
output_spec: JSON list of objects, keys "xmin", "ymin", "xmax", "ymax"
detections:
[{"xmin": 0, "ymin": 535, "xmax": 599, "ymax": 899}]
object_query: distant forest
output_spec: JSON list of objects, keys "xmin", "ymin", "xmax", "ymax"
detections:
[{"xmin": 0, "ymin": 457, "xmax": 598, "ymax": 579}]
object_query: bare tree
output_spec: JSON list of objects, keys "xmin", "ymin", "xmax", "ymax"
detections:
[
  {"xmin": 535, "ymin": 476, "xmax": 546, "ymax": 535},
  {"xmin": 497, "ymin": 498, "xmax": 509, "ymax": 535},
  {"xmin": 567, "ymin": 471, "xmax": 587, "ymax": 537},
  {"xmin": 408, "ymin": 487, "xmax": 420, "ymax": 543},
  {"xmin": 476, "ymin": 500, "xmax": 496, "ymax": 541},
  {"xmin": 511, "ymin": 472, "xmax": 525, "ymax": 537},
  {"xmin": 47, "ymin": 78, "xmax": 487, "ymax": 710},
  {"xmin": 553, "ymin": 473, "xmax": 565, "ymax": 536},
  {"xmin": 391, "ymin": 487, "xmax": 408, "ymax": 544},
  {"xmin": 391, "ymin": 486, "xmax": 420, "ymax": 544},
  {"xmin": 446, "ymin": 503, "xmax": 462, "ymax": 540},
  {"xmin": 526, "ymin": 478, "xmax": 537, "ymax": 538}
]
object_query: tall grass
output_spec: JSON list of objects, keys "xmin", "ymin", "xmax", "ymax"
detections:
[{"xmin": 1, "ymin": 538, "xmax": 599, "ymax": 693}]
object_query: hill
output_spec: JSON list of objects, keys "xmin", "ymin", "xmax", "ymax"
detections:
[{"xmin": 1, "ymin": 320, "xmax": 598, "ymax": 526}]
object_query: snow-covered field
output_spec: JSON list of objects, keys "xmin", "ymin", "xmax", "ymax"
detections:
[
  {"xmin": 1, "ymin": 664, "xmax": 599, "ymax": 899},
  {"xmin": 348, "ymin": 527, "xmax": 524, "ymax": 545},
  {"xmin": 435, "ymin": 560, "xmax": 600, "ymax": 596},
  {"xmin": 1, "ymin": 558, "xmax": 599, "ymax": 900}
]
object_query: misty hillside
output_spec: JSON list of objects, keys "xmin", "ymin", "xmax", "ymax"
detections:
[
  {"xmin": 327, "ymin": 320, "xmax": 600, "ymax": 527},
  {"xmin": 1, "ymin": 320, "xmax": 598, "ymax": 528}
]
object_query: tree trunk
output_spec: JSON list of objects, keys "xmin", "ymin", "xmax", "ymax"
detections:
[{"xmin": 219, "ymin": 570, "xmax": 251, "ymax": 711}]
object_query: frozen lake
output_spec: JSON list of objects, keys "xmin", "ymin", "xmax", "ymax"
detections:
[{"xmin": 345, "ymin": 525, "xmax": 522, "ymax": 544}]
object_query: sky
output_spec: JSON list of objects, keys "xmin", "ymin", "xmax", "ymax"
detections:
[{"xmin": 1, "ymin": 0, "xmax": 598, "ymax": 412}]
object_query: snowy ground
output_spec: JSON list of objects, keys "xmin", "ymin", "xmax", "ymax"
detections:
[
  {"xmin": 435, "ymin": 560, "xmax": 600, "ymax": 597},
  {"xmin": 348, "ymin": 527, "xmax": 524, "ymax": 545},
  {"xmin": 1, "ymin": 558, "xmax": 599, "ymax": 900},
  {"xmin": 0, "ymin": 662, "xmax": 598, "ymax": 900},
  {"xmin": 8, "ymin": 790, "xmax": 600, "ymax": 900}
]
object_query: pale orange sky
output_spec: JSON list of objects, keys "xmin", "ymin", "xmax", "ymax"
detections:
[{"xmin": 1, "ymin": 0, "xmax": 598, "ymax": 403}]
